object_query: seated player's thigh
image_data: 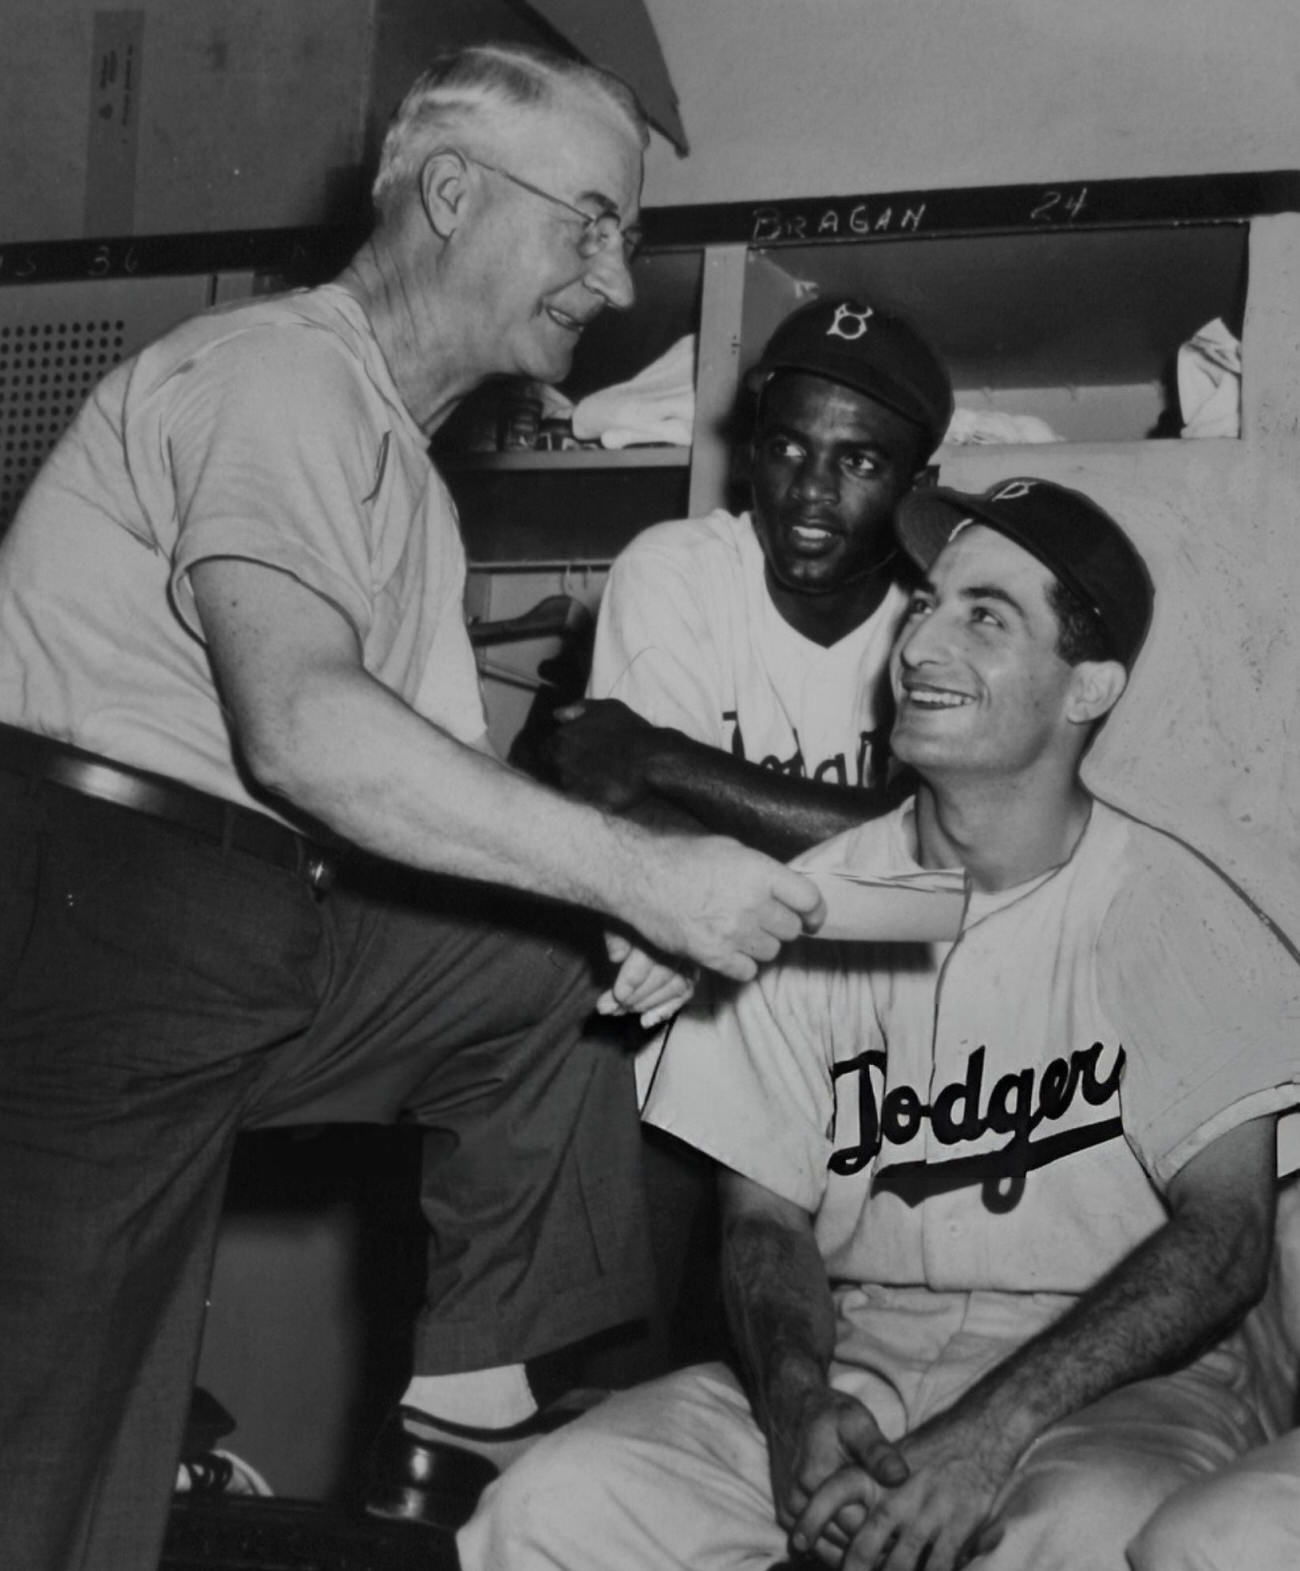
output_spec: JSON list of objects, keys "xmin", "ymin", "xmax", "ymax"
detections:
[{"xmin": 459, "ymin": 1363, "xmax": 787, "ymax": 1571}]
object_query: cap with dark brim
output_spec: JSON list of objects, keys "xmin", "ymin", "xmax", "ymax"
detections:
[
  {"xmin": 747, "ymin": 296, "xmax": 954, "ymax": 457},
  {"xmin": 894, "ymin": 477, "xmax": 1155, "ymax": 666}
]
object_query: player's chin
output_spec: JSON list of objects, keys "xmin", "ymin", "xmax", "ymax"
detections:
[
  {"xmin": 774, "ymin": 554, "xmax": 843, "ymax": 594},
  {"xmin": 890, "ymin": 719, "xmax": 951, "ymax": 769}
]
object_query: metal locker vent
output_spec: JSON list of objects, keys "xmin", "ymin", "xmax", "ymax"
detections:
[
  {"xmin": 0, "ymin": 318, "xmax": 127, "ymax": 527},
  {"xmin": 0, "ymin": 273, "xmax": 217, "ymax": 533}
]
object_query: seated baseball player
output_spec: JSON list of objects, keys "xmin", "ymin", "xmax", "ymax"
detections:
[
  {"xmin": 538, "ymin": 296, "xmax": 952, "ymax": 1367},
  {"xmin": 545, "ymin": 294, "xmax": 954, "ymax": 860},
  {"xmin": 458, "ymin": 476, "xmax": 1300, "ymax": 1571}
]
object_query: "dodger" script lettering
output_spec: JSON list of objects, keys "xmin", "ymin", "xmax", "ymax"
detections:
[{"xmin": 829, "ymin": 1040, "xmax": 1126, "ymax": 1212}]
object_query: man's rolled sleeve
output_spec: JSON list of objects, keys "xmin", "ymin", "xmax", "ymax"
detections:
[{"xmin": 157, "ymin": 329, "xmax": 385, "ymax": 643}]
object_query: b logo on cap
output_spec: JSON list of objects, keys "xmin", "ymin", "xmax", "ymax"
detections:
[
  {"xmin": 827, "ymin": 303, "xmax": 874, "ymax": 342},
  {"xmin": 990, "ymin": 480, "xmax": 1038, "ymax": 503}
]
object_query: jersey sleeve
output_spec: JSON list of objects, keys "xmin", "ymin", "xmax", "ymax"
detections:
[
  {"xmin": 1099, "ymin": 837, "xmax": 1300, "ymax": 1185},
  {"xmin": 157, "ymin": 325, "xmax": 387, "ymax": 644},
  {"xmin": 588, "ymin": 528, "xmax": 727, "ymax": 744},
  {"xmin": 644, "ymin": 944, "xmax": 869, "ymax": 1213}
]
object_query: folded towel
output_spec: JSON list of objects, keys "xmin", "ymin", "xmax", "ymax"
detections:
[
  {"xmin": 572, "ymin": 335, "xmax": 695, "ymax": 449},
  {"xmin": 1177, "ymin": 317, "xmax": 1241, "ymax": 439},
  {"xmin": 943, "ymin": 408, "xmax": 1064, "ymax": 446}
]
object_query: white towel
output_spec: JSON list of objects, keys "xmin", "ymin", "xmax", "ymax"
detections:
[
  {"xmin": 1177, "ymin": 317, "xmax": 1241, "ymax": 439},
  {"xmin": 943, "ymin": 408, "xmax": 1064, "ymax": 446},
  {"xmin": 572, "ymin": 335, "xmax": 695, "ymax": 449}
]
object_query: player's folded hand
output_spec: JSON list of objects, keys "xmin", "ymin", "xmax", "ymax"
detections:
[
  {"xmin": 772, "ymin": 1389, "xmax": 906, "ymax": 1564},
  {"xmin": 797, "ymin": 1409, "xmax": 1009, "ymax": 1571}
]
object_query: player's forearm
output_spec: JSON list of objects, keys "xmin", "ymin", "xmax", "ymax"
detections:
[
  {"xmin": 644, "ymin": 730, "xmax": 887, "ymax": 859},
  {"xmin": 931, "ymin": 1186, "xmax": 1272, "ymax": 1468},
  {"xmin": 721, "ymin": 1206, "xmax": 838, "ymax": 1436}
]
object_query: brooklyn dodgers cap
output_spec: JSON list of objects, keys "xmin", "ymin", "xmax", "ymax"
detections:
[
  {"xmin": 747, "ymin": 296, "xmax": 954, "ymax": 457},
  {"xmin": 894, "ymin": 476, "xmax": 1155, "ymax": 666}
]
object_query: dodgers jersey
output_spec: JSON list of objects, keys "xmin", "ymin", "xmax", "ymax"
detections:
[
  {"xmin": 645, "ymin": 799, "xmax": 1300, "ymax": 1296},
  {"xmin": 588, "ymin": 510, "xmax": 907, "ymax": 791}
]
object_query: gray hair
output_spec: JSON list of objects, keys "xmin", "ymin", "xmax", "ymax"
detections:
[{"xmin": 371, "ymin": 42, "xmax": 649, "ymax": 220}]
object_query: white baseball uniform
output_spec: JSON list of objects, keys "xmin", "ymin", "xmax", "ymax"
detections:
[
  {"xmin": 461, "ymin": 797, "xmax": 1300, "ymax": 1571},
  {"xmin": 588, "ymin": 508, "xmax": 907, "ymax": 789}
]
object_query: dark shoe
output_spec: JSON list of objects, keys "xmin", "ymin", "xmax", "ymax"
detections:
[
  {"xmin": 364, "ymin": 1391, "xmax": 607, "ymax": 1529},
  {"xmin": 364, "ymin": 1413, "xmax": 499, "ymax": 1531}
]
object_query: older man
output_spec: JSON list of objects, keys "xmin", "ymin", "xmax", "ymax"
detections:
[
  {"xmin": 0, "ymin": 43, "xmax": 822, "ymax": 1571},
  {"xmin": 462, "ymin": 478, "xmax": 1300, "ymax": 1571}
]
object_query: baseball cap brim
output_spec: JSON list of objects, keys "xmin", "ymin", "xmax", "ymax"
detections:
[
  {"xmin": 893, "ymin": 487, "xmax": 982, "ymax": 575},
  {"xmin": 751, "ymin": 353, "xmax": 941, "ymax": 444},
  {"xmin": 894, "ymin": 481, "xmax": 1155, "ymax": 666}
]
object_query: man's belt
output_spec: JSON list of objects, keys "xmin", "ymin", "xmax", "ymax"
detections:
[{"xmin": 0, "ymin": 722, "xmax": 343, "ymax": 892}]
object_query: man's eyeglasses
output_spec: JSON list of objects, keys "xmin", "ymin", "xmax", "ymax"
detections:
[{"xmin": 467, "ymin": 156, "xmax": 643, "ymax": 264}]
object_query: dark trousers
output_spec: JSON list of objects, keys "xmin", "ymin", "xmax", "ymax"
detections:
[{"xmin": 0, "ymin": 774, "xmax": 652, "ymax": 1571}]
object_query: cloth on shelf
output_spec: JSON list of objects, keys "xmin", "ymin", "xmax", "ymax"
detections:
[
  {"xmin": 942, "ymin": 407, "xmax": 1064, "ymax": 446},
  {"xmin": 1177, "ymin": 317, "xmax": 1241, "ymax": 439},
  {"xmin": 571, "ymin": 335, "xmax": 695, "ymax": 449}
]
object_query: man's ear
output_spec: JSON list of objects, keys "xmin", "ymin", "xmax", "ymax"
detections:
[
  {"xmin": 1066, "ymin": 659, "xmax": 1127, "ymax": 727},
  {"xmin": 419, "ymin": 148, "xmax": 473, "ymax": 240}
]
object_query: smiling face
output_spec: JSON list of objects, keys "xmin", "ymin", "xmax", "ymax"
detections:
[
  {"xmin": 890, "ymin": 524, "xmax": 1102, "ymax": 782},
  {"xmin": 459, "ymin": 87, "xmax": 643, "ymax": 385},
  {"xmin": 748, "ymin": 371, "xmax": 926, "ymax": 642}
]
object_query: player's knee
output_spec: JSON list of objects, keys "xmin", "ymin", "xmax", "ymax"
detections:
[
  {"xmin": 460, "ymin": 1424, "xmax": 618, "ymax": 1570},
  {"xmin": 1127, "ymin": 1469, "xmax": 1300, "ymax": 1571},
  {"xmin": 1126, "ymin": 1492, "xmax": 1209, "ymax": 1571}
]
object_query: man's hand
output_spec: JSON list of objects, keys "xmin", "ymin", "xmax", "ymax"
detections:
[
  {"xmin": 546, "ymin": 698, "xmax": 666, "ymax": 811},
  {"xmin": 791, "ymin": 1405, "xmax": 1015, "ymax": 1571},
  {"xmin": 596, "ymin": 931, "xmax": 697, "ymax": 1028},
  {"xmin": 631, "ymin": 833, "xmax": 825, "ymax": 982},
  {"xmin": 770, "ymin": 1386, "xmax": 908, "ymax": 1565}
]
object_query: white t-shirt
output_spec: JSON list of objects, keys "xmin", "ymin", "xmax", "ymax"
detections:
[
  {"xmin": 0, "ymin": 285, "xmax": 486, "ymax": 813},
  {"xmin": 646, "ymin": 798, "xmax": 1300, "ymax": 1297},
  {"xmin": 589, "ymin": 510, "xmax": 906, "ymax": 789}
]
